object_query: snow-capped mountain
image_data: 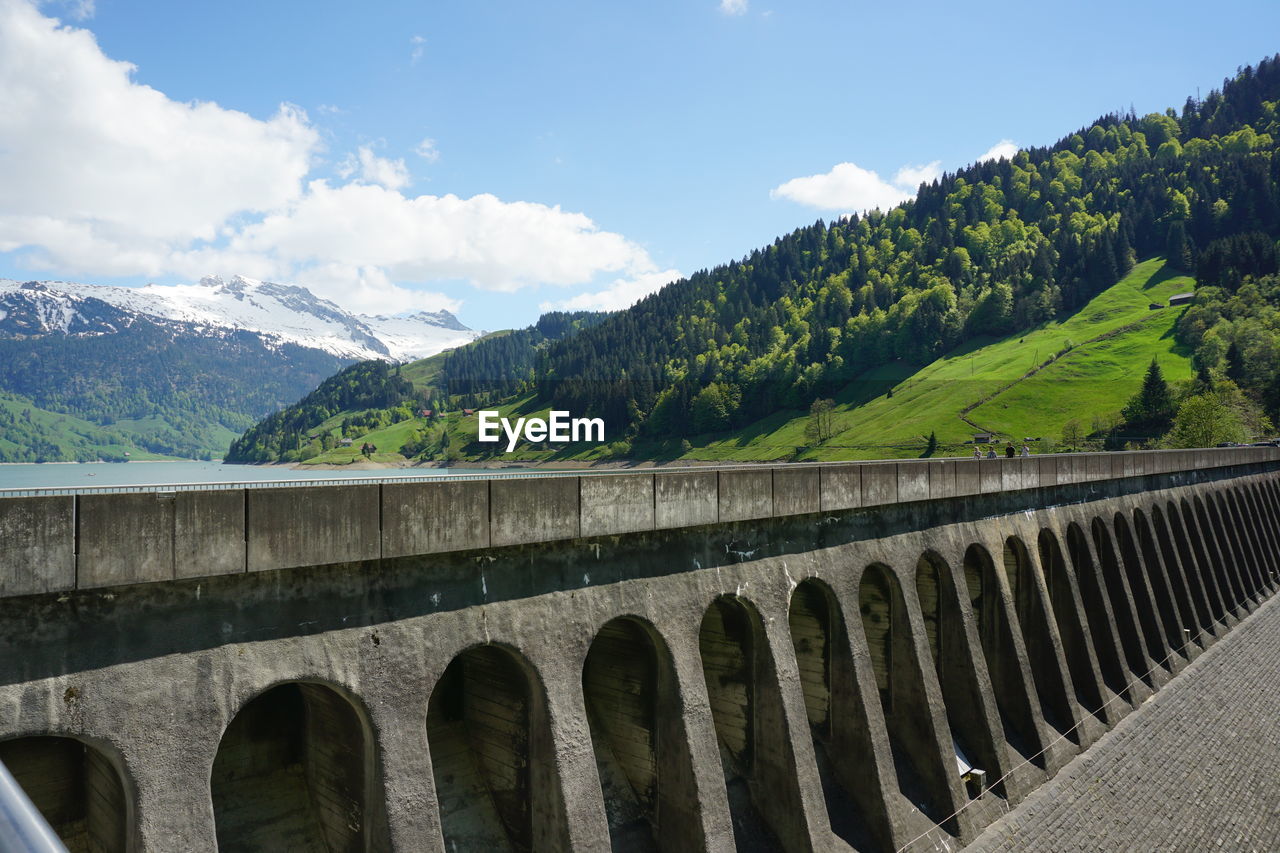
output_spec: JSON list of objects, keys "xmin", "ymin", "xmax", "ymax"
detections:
[{"xmin": 0, "ymin": 275, "xmax": 480, "ymax": 361}]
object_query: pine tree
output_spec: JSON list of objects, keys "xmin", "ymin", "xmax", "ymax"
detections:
[
  {"xmin": 1224, "ymin": 341, "xmax": 1246, "ymax": 385},
  {"xmin": 922, "ymin": 430, "xmax": 938, "ymax": 458},
  {"xmin": 1166, "ymin": 221, "xmax": 1194, "ymax": 271},
  {"xmin": 1122, "ymin": 358, "xmax": 1176, "ymax": 436}
]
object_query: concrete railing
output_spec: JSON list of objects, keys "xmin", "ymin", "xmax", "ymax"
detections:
[{"xmin": 1, "ymin": 448, "xmax": 1277, "ymax": 599}]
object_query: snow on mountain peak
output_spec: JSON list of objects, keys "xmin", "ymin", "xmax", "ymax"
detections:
[{"xmin": 0, "ymin": 276, "xmax": 479, "ymax": 361}]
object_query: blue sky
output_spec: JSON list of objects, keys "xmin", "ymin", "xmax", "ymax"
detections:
[{"xmin": 1, "ymin": 0, "xmax": 1278, "ymax": 331}]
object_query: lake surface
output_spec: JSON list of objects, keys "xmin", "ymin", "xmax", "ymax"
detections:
[{"xmin": 0, "ymin": 460, "xmax": 514, "ymax": 491}]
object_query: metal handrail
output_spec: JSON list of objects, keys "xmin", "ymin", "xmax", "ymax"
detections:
[
  {"xmin": 0, "ymin": 446, "xmax": 1265, "ymax": 498},
  {"xmin": 0, "ymin": 757, "xmax": 67, "ymax": 853}
]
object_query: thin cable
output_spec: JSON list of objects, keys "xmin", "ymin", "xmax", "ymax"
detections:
[{"xmin": 891, "ymin": 599, "xmax": 1269, "ymax": 853}]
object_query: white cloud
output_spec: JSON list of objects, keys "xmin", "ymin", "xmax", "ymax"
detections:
[
  {"xmin": 0, "ymin": 0, "xmax": 664, "ymax": 315},
  {"xmin": 719, "ymin": 0, "xmax": 748, "ymax": 15},
  {"xmin": 228, "ymin": 181, "xmax": 655, "ymax": 293},
  {"xmin": 771, "ymin": 139, "xmax": 1020, "ymax": 213},
  {"xmin": 0, "ymin": 0, "xmax": 317, "ymax": 247},
  {"xmin": 410, "ymin": 34, "xmax": 425, "ymax": 64},
  {"xmin": 296, "ymin": 264, "xmax": 460, "ymax": 315},
  {"xmin": 978, "ymin": 139, "xmax": 1018, "ymax": 162},
  {"xmin": 770, "ymin": 162, "xmax": 918, "ymax": 213},
  {"xmin": 893, "ymin": 161, "xmax": 942, "ymax": 189},
  {"xmin": 542, "ymin": 268, "xmax": 683, "ymax": 312},
  {"xmin": 339, "ymin": 145, "xmax": 412, "ymax": 190},
  {"xmin": 415, "ymin": 137, "xmax": 440, "ymax": 163}
]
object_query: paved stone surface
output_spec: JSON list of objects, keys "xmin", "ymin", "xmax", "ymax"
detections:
[{"xmin": 965, "ymin": 594, "xmax": 1280, "ymax": 853}]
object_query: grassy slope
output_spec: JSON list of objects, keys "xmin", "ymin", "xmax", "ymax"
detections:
[
  {"xmin": 0, "ymin": 393, "xmax": 179, "ymax": 461},
  {"xmin": 681, "ymin": 257, "xmax": 1194, "ymax": 461},
  {"xmin": 287, "ymin": 258, "xmax": 1196, "ymax": 466},
  {"xmin": 297, "ymin": 336, "xmax": 513, "ymax": 464}
]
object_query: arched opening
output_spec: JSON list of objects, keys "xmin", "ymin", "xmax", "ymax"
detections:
[
  {"xmin": 1111, "ymin": 512, "xmax": 1172, "ymax": 666},
  {"xmin": 1002, "ymin": 537, "xmax": 1076, "ymax": 742},
  {"xmin": 1090, "ymin": 519, "xmax": 1154, "ymax": 685},
  {"xmin": 699, "ymin": 596, "xmax": 791, "ymax": 851},
  {"xmin": 1239, "ymin": 485, "xmax": 1279, "ymax": 593},
  {"xmin": 1192, "ymin": 496, "xmax": 1246, "ymax": 611},
  {"xmin": 1151, "ymin": 505, "xmax": 1213, "ymax": 639},
  {"xmin": 788, "ymin": 580, "xmax": 880, "ymax": 851},
  {"xmin": 1037, "ymin": 530, "xmax": 1105, "ymax": 722},
  {"xmin": 1178, "ymin": 498, "xmax": 1232, "ymax": 619},
  {"xmin": 1134, "ymin": 509, "xmax": 1198, "ymax": 651},
  {"xmin": 1065, "ymin": 523, "xmax": 1130, "ymax": 701},
  {"xmin": 428, "ymin": 645, "xmax": 561, "ymax": 852},
  {"xmin": 584, "ymin": 617, "xmax": 702, "ymax": 853},
  {"xmin": 0, "ymin": 736, "xmax": 127, "ymax": 853},
  {"xmin": 1259, "ymin": 482, "xmax": 1280, "ymax": 570},
  {"xmin": 212, "ymin": 682, "xmax": 378, "ymax": 852},
  {"xmin": 914, "ymin": 553, "xmax": 1006, "ymax": 799},
  {"xmin": 859, "ymin": 565, "xmax": 956, "ymax": 831},
  {"xmin": 1219, "ymin": 490, "xmax": 1265, "ymax": 598},
  {"xmin": 1255, "ymin": 482, "xmax": 1280, "ymax": 592},
  {"xmin": 962, "ymin": 545, "xmax": 1041, "ymax": 765},
  {"xmin": 1262, "ymin": 480, "xmax": 1280, "ymax": 520},
  {"xmin": 1208, "ymin": 492, "xmax": 1257, "ymax": 601}
]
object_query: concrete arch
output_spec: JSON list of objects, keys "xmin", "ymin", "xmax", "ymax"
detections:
[
  {"xmin": 582, "ymin": 615, "xmax": 704, "ymax": 853},
  {"xmin": 1131, "ymin": 507, "xmax": 1187, "ymax": 660},
  {"xmin": 1064, "ymin": 523, "xmax": 1130, "ymax": 702},
  {"xmin": 1260, "ymin": 479, "xmax": 1280, "ymax": 564},
  {"xmin": 427, "ymin": 642, "xmax": 565, "ymax": 853},
  {"xmin": 1243, "ymin": 482, "xmax": 1280, "ymax": 592},
  {"xmin": 787, "ymin": 578, "xmax": 886, "ymax": 852},
  {"xmin": 961, "ymin": 544, "xmax": 1042, "ymax": 765},
  {"xmin": 0, "ymin": 734, "xmax": 130, "ymax": 853},
  {"xmin": 1148, "ymin": 504, "xmax": 1213, "ymax": 641},
  {"xmin": 1207, "ymin": 491, "xmax": 1259, "ymax": 603},
  {"xmin": 1191, "ymin": 495, "xmax": 1247, "ymax": 612},
  {"xmin": 1001, "ymin": 536, "xmax": 1077, "ymax": 742},
  {"xmin": 1220, "ymin": 489, "xmax": 1267, "ymax": 598},
  {"xmin": 1265, "ymin": 478, "xmax": 1280, "ymax": 588},
  {"xmin": 1111, "ymin": 513, "xmax": 1175, "ymax": 668},
  {"xmin": 1238, "ymin": 484, "xmax": 1279, "ymax": 593},
  {"xmin": 912, "ymin": 552, "xmax": 1006, "ymax": 798},
  {"xmin": 212, "ymin": 679, "xmax": 386, "ymax": 852},
  {"xmin": 1176, "ymin": 497, "xmax": 1234, "ymax": 621},
  {"xmin": 858, "ymin": 564, "xmax": 959, "ymax": 834},
  {"xmin": 1036, "ymin": 529, "xmax": 1106, "ymax": 722},
  {"xmin": 1089, "ymin": 517, "xmax": 1155, "ymax": 685},
  {"xmin": 698, "ymin": 593, "xmax": 811, "ymax": 852}
]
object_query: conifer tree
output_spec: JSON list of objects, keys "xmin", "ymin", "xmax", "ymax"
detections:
[{"xmin": 1122, "ymin": 358, "xmax": 1176, "ymax": 437}]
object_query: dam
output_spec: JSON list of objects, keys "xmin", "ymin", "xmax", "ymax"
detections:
[{"xmin": 1, "ymin": 448, "xmax": 1278, "ymax": 851}]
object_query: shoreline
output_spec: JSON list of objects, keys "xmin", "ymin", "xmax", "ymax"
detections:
[{"xmin": 241, "ymin": 457, "xmax": 775, "ymax": 472}]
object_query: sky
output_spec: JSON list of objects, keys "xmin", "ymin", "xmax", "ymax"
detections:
[{"xmin": 0, "ymin": 0, "xmax": 1278, "ymax": 332}]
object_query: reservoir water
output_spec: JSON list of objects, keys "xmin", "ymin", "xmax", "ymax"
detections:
[{"xmin": 0, "ymin": 460, "xmax": 512, "ymax": 492}]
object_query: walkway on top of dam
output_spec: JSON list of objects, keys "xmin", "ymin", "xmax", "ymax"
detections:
[{"xmin": 965, "ymin": 590, "xmax": 1280, "ymax": 853}]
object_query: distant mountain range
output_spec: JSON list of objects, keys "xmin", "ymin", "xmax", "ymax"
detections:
[
  {"xmin": 0, "ymin": 275, "xmax": 479, "ymax": 361},
  {"xmin": 0, "ymin": 276, "xmax": 481, "ymax": 462}
]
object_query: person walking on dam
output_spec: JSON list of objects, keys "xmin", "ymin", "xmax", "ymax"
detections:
[{"xmin": 1005, "ymin": 443, "xmax": 1016, "ymax": 458}]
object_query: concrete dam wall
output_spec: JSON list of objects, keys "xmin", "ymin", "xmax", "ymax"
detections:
[{"xmin": 0, "ymin": 448, "xmax": 1278, "ymax": 852}]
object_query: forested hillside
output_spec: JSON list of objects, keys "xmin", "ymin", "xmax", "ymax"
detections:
[
  {"xmin": 225, "ymin": 313, "xmax": 601, "ymax": 462},
  {"xmin": 232, "ymin": 57, "xmax": 1280, "ymax": 464},
  {"xmin": 530, "ymin": 58, "xmax": 1280, "ymax": 439},
  {"xmin": 0, "ymin": 325, "xmax": 344, "ymax": 460}
]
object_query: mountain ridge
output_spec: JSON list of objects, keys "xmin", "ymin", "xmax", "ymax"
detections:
[
  {"xmin": 227, "ymin": 55, "xmax": 1280, "ymax": 464},
  {"xmin": 0, "ymin": 275, "xmax": 480, "ymax": 361}
]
